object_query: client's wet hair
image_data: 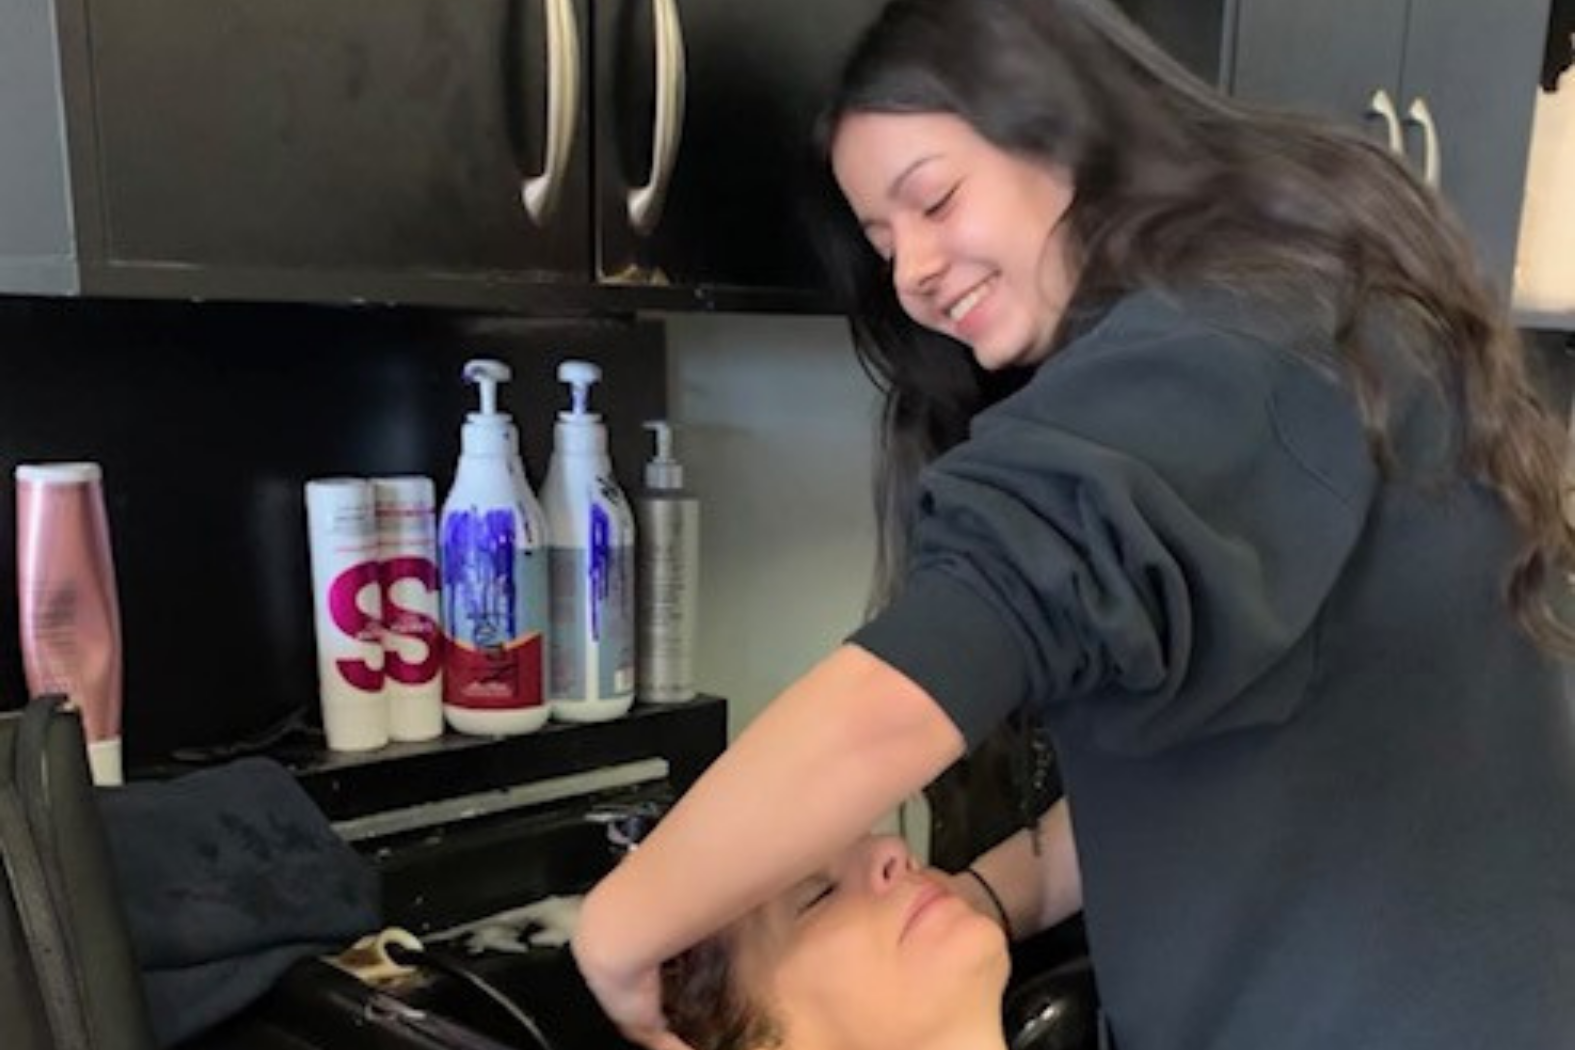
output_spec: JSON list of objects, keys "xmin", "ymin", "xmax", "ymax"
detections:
[{"xmin": 661, "ymin": 925, "xmax": 784, "ymax": 1050}]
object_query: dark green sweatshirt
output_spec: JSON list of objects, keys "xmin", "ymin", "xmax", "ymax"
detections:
[{"xmin": 852, "ymin": 290, "xmax": 1575, "ymax": 1049}]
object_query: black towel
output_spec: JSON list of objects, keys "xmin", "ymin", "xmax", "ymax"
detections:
[{"xmin": 96, "ymin": 757, "xmax": 381, "ymax": 1046}]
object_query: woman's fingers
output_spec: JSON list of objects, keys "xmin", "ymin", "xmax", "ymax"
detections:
[
  {"xmin": 573, "ymin": 936, "xmax": 693, "ymax": 1050},
  {"xmin": 603, "ymin": 978, "xmax": 696, "ymax": 1050}
]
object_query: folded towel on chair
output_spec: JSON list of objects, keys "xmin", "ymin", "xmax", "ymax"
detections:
[{"xmin": 97, "ymin": 756, "xmax": 381, "ymax": 1046}]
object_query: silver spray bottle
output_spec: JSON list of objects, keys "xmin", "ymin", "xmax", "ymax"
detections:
[{"xmin": 635, "ymin": 420, "xmax": 700, "ymax": 703}]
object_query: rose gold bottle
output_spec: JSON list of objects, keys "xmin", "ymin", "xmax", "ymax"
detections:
[{"xmin": 15, "ymin": 462, "xmax": 124, "ymax": 785}]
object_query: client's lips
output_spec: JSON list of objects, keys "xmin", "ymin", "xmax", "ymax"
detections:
[{"xmin": 901, "ymin": 881, "xmax": 952, "ymax": 940}]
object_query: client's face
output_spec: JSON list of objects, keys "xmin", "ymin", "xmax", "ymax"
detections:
[{"xmin": 735, "ymin": 835, "xmax": 1009, "ymax": 1050}]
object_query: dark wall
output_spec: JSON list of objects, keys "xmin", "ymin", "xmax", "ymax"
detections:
[{"xmin": 0, "ymin": 296, "xmax": 666, "ymax": 768}]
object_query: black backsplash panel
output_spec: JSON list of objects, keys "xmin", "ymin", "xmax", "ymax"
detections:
[{"xmin": 0, "ymin": 297, "xmax": 665, "ymax": 767}]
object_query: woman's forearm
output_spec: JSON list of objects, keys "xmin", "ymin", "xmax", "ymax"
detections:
[
  {"xmin": 958, "ymin": 797, "xmax": 1081, "ymax": 939},
  {"xmin": 575, "ymin": 644, "xmax": 967, "ymax": 980}
]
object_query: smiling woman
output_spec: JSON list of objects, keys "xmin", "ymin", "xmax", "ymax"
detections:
[{"xmin": 661, "ymin": 836, "xmax": 1010, "ymax": 1050}]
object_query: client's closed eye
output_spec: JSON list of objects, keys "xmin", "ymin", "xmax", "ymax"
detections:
[{"xmin": 796, "ymin": 878, "xmax": 836, "ymax": 916}]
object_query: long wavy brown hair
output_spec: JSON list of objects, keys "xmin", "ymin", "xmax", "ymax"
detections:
[{"xmin": 808, "ymin": 0, "xmax": 1575, "ymax": 651}]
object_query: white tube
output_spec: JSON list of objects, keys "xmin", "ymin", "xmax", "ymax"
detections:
[
  {"xmin": 372, "ymin": 476, "xmax": 444, "ymax": 742},
  {"xmin": 304, "ymin": 478, "xmax": 388, "ymax": 752}
]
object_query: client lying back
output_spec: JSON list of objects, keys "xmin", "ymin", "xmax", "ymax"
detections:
[{"xmin": 662, "ymin": 835, "xmax": 1010, "ymax": 1050}]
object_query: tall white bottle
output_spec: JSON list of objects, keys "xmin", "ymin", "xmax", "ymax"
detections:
[
  {"xmin": 437, "ymin": 359, "xmax": 552, "ymax": 736},
  {"xmin": 543, "ymin": 360, "xmax": 637, "ymax": 723}
]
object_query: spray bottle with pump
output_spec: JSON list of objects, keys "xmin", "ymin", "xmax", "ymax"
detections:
[
  {"xmin": 635, "ymin": 421, "xmax": 700, "ymax": 703},
  {"xmin": 543, "ymin": 360, "xmax": 636, "ymax": 722},
  {"xmin": 437, "ymin": 359, "xmax": 552, "ymax": 735}
]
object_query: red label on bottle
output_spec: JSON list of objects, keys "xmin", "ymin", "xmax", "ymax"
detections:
[{"xmin": 443, "ymin": 632, "xmax": 544, "ymax": 709}]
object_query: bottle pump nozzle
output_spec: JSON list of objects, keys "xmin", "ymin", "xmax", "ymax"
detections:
[
  {"xmin": 463, "ymin": 359, "xmax": 512, "ymax": 418},
  {"xmin": 643, "ymin": 420, "xmax": 684, "ymax": 490},
  {"xmin": 458, "ymin": 358, "xmax": 518, "ymax": 458},
  {"xmin": 557, "ymin": 360, "xmax": 602, "ymax": 421}
]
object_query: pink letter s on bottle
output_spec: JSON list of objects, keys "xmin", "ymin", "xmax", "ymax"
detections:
[
  {"xmin": 327, "ymin": 559, "xmax": 386, "ymax": 692},
  {"xmin": 379, "ymin": 555, "xmax": 442, "ymax": 687}
]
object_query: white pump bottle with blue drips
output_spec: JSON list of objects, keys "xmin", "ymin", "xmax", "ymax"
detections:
[
  {"xmin": 542, "ymin": 360, "xmax": 636, "ymax": 722},
  {"xmin": 437, "ymin": 358, "xmax": 551, "ymax": 735}
]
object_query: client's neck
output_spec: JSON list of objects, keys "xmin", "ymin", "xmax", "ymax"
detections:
[{"xmin": 911, "ymin": 1010, "xmax": 1010, "ymax": 1050}]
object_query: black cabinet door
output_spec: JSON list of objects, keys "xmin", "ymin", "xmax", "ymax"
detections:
[
  {"xmin": 1115, "ymin": 0, "xmax": 1230, "ymax": 86},
  {"xmin": 594, "ymin": 0, "xmax": 884, "ymax": 296},
  {"xmin": 1230, "ymin": 0, "xmax": 1411, "ymax": 151},
  {"xmin": 86, "ymin": 0, "xmax": 590, "ymax": 285},
  {"xmin": 1398, "ymin": 0, "xmax": 1550, "ymax": 291}
]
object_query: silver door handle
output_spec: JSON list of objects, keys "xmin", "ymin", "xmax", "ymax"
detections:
[
  {"xmin": 522, "ymin": 0, "xmax": 583, "ymax": 225},
  {"xmin": 627, "ymin": 0, "xmax": 687, "ymax": 236},
  {"xmin": 1365, "ymin": 88, "xmax": 1403, "ymax": 155},
  {"xmin": 1405, "ymin": 96, "xmax": 1441, "ymax": 188}
]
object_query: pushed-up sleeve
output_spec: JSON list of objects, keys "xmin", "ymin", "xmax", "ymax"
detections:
[{"xmin": 851, "ymin": 304, "xmax": 1380, "ymax": 755}]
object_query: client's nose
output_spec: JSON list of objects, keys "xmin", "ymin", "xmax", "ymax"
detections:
[{"xmin": 864, "ymin": 834, "xmax": 918, "ymax": 891}]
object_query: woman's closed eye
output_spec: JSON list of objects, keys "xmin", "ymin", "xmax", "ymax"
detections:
[
  {"xmin": 796, "ymin": 878, "xmax": 837, "ymax": 916},
  {"xmin": 923, "ymin": 184, "xmax": 958, "ymax": 218}
]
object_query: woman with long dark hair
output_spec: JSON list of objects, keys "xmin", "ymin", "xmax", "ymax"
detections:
[{"xmin": 573, "ymin": 1, "xmax": 1575, "ymax": 1047}]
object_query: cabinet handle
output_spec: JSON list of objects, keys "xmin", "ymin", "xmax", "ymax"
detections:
[
  {"xmin": 1404, "ymin": 96, "xmax": 1441, "ymax": 189},
  {"xmin": 627, "ymin": 0, "xmax": 688, "ymax": 236},
  {"xmin": 1365, "ymin": 89, "xmax": 1402, "ymax": 155},
  {"xmin": 521, "ymin": 0, "xmax": 583, "ymax": 225}
]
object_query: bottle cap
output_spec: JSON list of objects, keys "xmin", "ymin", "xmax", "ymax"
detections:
[
  {"xmin": 15, "ymin": 462, "xmax": 103, "ymax": 485},
  {"xmin": 643, "ymin": 421, "xmax": 684, "ymax": 490},
  {"xmin": 557, "ymin": 360, "xmax": 603, "ymax": 423},
  {"xmin": 464, "ymin": 359, "xmax": 511, "ymax": 420},
  {"xmin": 321, "ymin": 691, "xmax": 392, "ymax": 753},
  {"xmin": 461, "ymin": 358, "xmax": 517, "ymax": 456},
  {"xmin": 88, "ymin": 737, "xmax": 123, "ymax": 787}
]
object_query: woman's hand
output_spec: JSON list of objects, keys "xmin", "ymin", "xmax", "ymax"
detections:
[{"xmin": 571, "ymin": 914, "xmax": 695, "ymax": 1050}]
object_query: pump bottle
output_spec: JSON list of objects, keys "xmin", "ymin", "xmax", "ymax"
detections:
[
  {"xmin": 635, "ymin": 421, "xmax": 700, "ymax": 703},
  {"xmin": 543, "ymin": 360, "xmax": 637, "ymax": 722},
  {"xmin": 437, "ymin": 359, "xmax": 552, "ymax": 735}
]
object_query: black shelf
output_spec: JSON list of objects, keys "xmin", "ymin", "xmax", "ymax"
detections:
[{"xmin": 286, "ymin": 696, "xmax": 727, "ymax": 823}]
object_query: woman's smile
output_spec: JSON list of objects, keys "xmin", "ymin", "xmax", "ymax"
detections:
[{"xmin": 945, "ymin": 275, "xmax": 997, "ymax": 340}]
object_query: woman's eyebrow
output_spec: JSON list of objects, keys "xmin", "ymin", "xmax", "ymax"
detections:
[
  {"xmin": 887, "ymin": 154, "xmax": 942, "ymax": 200},
  {"xmin": 860, "ymin": 155, "xmax": 944, "ymax": 235}
]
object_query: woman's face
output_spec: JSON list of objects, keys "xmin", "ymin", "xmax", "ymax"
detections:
[
  {"xmin": 831, "ymin": 111, "xmax": 1077, "ymax": 371},
  {"xmin": 734, "ymin": 835, "xmax": 1009, "ymax": 1050}
]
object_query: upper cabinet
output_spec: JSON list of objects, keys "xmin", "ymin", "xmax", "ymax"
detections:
[
  {"xmin": 0, "ymin": 0, "xmax": 879, "ymax": 312},
  {"xmin": 1227, "ymin": 0, "xmax": 1552, "ymax": 297},
  {"xmin": 1119, "ymin": 0, "xmax": 1551, "ymax": 301},
  {"xmin": 2, "ymin": 0, "xmax": 1553, "ymax": 314}
]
